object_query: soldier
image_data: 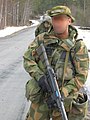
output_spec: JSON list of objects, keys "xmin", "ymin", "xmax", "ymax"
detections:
[
  {"xmin": 35, "ymin": 16, "xmax": 52, "ymax": 37},
  {"xmin": 23, "ymin": 6, "xmax": 89, "ymax": 120}
]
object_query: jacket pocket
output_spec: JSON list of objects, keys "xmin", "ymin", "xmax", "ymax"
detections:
[
  {"xmin": 25, "ymin": 78, "xmax": 43, "ymax": 103},
  {"xmin": 68, "ymin": 93, "xmax": 88, "ymax": 120}
]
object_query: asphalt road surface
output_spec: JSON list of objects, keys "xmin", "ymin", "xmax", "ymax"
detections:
[{"xmin": 0, "ymin": 27, "xmax": 36, "ymax": 120}]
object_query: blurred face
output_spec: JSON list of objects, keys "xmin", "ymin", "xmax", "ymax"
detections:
[
  {"xmin": 52, "ymin": 15, "xmax": 72, "ymax": 34},
  {"xmin": 44, "ymin": 21, "xmax": 51, "ymax": 28}
]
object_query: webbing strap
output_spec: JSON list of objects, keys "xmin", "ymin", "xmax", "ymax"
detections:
[{"xmin": 61, "ymin": 51, "xmax": 69, "ymax": 91}]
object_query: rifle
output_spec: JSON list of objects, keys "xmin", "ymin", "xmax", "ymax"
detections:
[{"xmin": 36, "ymin": 43, "xmax": 68, "ymax": 120}]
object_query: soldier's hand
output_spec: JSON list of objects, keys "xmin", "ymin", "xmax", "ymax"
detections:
[{"xmin": 38, "ymin": 75, "xmax": 50, "ymax": 93}]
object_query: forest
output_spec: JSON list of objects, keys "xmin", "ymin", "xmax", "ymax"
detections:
[{"xmin": 0, "ymin": 0, "xmax": 90, "ymax": 29}]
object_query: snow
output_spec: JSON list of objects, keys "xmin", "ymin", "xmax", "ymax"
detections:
[
  {"xmin": 0, "ymin": 20, "xmax": 39, "ymax": 38},
  {"xmin": 40, "ymin": 16, "xmax": 44, "ymax": 21},
  {"xmin": 76, "ymin": 27, "xmax": 90, "ymax": 50},
  {"xmin": 0, "ymin": 26, "xmax": 28, "ymax": 37}
]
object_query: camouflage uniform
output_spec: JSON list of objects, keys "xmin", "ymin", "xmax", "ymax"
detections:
[
  {"xmin": 35, "ymin": 20, "xmax": 52, "ymax": 37},
  {"xmin": 23, "ymin": 6, "xmax": 89, "ymax": 120}
]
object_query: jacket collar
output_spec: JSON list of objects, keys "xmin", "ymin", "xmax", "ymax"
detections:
[{"xmin": 43, "ymin": 25, "xmax": 78, "ymax": 51}]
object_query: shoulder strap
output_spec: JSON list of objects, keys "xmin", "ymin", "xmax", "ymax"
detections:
[
  {"xmin": 76, "ymin": 39, "xmax": 83, "ymax": 42},
  {"xmin": 69, "ymin": 49, "xmax": 76, "ymax": 76},
  {"xmin": 61, "ymin": 51, "xmax": 69, "ymax": 90}
]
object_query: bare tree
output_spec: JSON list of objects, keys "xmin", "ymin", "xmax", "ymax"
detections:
[
  {"xmin": 4, "ymin": 0, "xmax": 8, "ymax": 27},
  {"xmin": 0, "ymin": 0, "xmax": 4, "ymax": 29},
  {"xmin": 21, "ymin": 0, "xmax": 30, "ymax": 25},
  {"xmin": 16, "ymin": 1, "xmax": 19, "ymax": 26}
]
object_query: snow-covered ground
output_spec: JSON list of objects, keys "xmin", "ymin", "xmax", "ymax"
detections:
[
  {"xmin": 75, "ymin": 26, "xmax": 90, "ymax": 50},
  {"xmin": 0, "ymin": 26, "xmax": 28, "ymax": 37},
  {"xmin": 0, "ymin": 20, "xmax": 39, "ymax": 38}
]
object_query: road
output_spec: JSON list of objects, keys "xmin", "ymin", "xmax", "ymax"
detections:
[{"xmin": 0, "ymin": 27, "xmax": 36, "ymax": 120}]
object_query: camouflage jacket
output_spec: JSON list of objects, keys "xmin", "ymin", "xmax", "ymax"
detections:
[
  {"xmin": 35, "ymin": 21, "xmax": 52, "ymax": 37},
  {"xmin": 23, "ymin": 25, "xmax": 89, "ymax": 97}
]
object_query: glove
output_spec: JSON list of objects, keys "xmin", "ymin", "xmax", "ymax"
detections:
[
  {"xmin": 38, "ymin": 75, "xmax": 50, "ymax": 93},
  {"xmin": 46, "ymin": 96, "xmax": 57, "ymax": 109}
]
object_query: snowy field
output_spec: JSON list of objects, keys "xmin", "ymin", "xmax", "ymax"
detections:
[{"xmin": 0, "ymin": 21, "xmax": 90, "ymax": 96}]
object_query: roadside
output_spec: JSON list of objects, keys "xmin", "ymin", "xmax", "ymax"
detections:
[{"xmin": 0, "ymin": 20, "xmax": 39, "ymax": 38}]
